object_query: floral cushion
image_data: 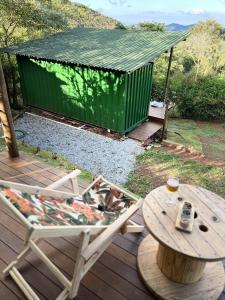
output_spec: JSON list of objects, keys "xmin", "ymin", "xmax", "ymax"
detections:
[{"xmin": 0, "ymin": 179, "xmax": 136, "ymax": 227}]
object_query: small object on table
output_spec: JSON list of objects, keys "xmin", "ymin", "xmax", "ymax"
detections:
[
  {"xmin": 166, "ymin": 178, "xmax": 179, "ymax": 192},
  {"xmin": 175, "ymin": 201, "xmax": 195, "ymax": 232},
  {"xmin": 165, "ymin": 178, "xmax": 179, "ymax": 206}
]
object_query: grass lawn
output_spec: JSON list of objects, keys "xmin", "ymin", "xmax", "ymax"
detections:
[
  {"xmin": 125, "ymin": 149, "xmax": 225, "ymax": 199},
  {"xmin": 167, "ymin": 118, "xmax": 225, "ymax": 162},
  {"xmin": 1, "ymin": 123, "xmax": 224, "ymax": 201}
]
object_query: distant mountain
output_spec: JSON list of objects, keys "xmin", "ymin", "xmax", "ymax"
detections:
[{"xmin": 166, "ymin": 23, "xmax": 194, "ymax": 32}]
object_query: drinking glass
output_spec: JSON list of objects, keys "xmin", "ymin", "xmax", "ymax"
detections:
[{"xmin": 166, "ymin": 178, "xmax": 179, "ymax": 206}]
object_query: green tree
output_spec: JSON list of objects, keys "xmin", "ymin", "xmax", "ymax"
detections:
[
  {"xmin": 0, "ymin": 0, "xmax": 67, "ymax": 107},
  {"xmin": 0, "ymin": 0, "xmax": 66, "ymax": 48},
  {"xmin": 137, "ymin": 22, "xmax": 165, "ymax": 32},
  {"xmin": 183, "ymin": 19, "xmax": 225, "ymax": 79},
  {"xmin": 151, "ymin": 19, "xmax": 225, "ymax": 120},
  {"xmin": 0, "ymin": 0, "xmax": 120, "ymax": 108}
]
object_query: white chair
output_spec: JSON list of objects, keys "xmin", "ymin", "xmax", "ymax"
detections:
[{"xmin": 0, "ymin": 170, "xmax": 144, "ymax": 299}]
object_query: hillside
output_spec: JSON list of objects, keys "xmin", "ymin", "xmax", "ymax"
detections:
[
  {"xmin": 166, "ymin": 23, "xmax": 194, "ymax": 31},
  {"xmin": 52, "ymin": 1, "xmax": 119, "ymax": 29}
]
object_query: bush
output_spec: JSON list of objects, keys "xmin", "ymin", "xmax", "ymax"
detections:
[
  {"xmin": 152, "ymin": 73, "xmax": 225, "ymax": 121},
  {"xmin": 172, "ymin": 74, "xmax": 225, "ymax": 120}
]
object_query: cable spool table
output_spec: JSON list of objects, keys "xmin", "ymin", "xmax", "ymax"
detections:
[{"xmin": 137, "ymin": 184, "xmax": 225, "ymax": 300}]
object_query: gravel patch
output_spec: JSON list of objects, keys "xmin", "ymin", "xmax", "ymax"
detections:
[{"xmin": 15, "ymin": 113, "xmax": 143, "ymax": 184}]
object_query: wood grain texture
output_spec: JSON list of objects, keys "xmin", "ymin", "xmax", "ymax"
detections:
[
  {"xmin": 0, "ymin": 64, "xmax": 19, "ymax": 158},
  {"xmin": 0, "ymin": 150, "xmax": 224, "ymax": 300},
  {"xmin": 0, "ymin": 150, "xmax": 154, "ymax": 300},
  {"xmin": 148, "ymin": 106, "xmax": 165, "ymax": 121},
  {"xmin": 157, "ymin": 243, "xmax": 206, "ymax": 283},
  {"xmin": 138, "ymin": 235, "xmax": 225, "ymax": 300},
  {"xmin": 143, "ymin": 184, "xmax": 225, "ymax": 261},
  {"xmin": 127, "ymin": 121, "xmax": 163, "ymax": 141}
]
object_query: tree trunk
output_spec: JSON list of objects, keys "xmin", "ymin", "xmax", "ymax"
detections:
[
  {"xmin": 162, "ymin": 47, "xmax": 174, "ymax": 140},
  {"xmin": 6, "ymin": 53, "xmax": 19, "ymax": 108},
  {"xmin": 0, "ymin": 62, "xmax": 19, "ymax": 158}
]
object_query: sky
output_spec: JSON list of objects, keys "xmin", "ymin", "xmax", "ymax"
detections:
[{"xmin": 73, "ymin": 0, "xmax": 225, "ymax": 25}]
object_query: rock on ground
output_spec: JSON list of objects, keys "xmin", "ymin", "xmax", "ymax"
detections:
[{"xmin": 15, "ymin": 113, "xmax": 143, "ymax": 184}]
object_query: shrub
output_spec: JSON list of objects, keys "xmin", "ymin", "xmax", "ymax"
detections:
[{"xmin": 152, "ymin": 73, "xmax": 225, "ymax": 121}]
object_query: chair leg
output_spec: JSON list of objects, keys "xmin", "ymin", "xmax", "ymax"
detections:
[
  {"xmin": 4, "ymin": 239, "xmax": 73, "ymax": 300},
  {"xmin": 69, "ymin": 230, "xmax": 90, "ymax": 299},
  {"xmin": 56, "ymin": 288, "xmax": 69, "ymax": 300},
  {"xmin": 9, "ymin": 267, "xmax": 40, "ymax": 300},
  {"xmin": 3, "ymin": 244, "xmax": 32, "ymax": 278}
]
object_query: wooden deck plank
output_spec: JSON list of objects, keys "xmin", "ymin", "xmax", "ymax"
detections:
[
  {"xmin": 148, "ymin": 106, "xmax": 165, "ymax": 121},
  {"xmin": 0, "ymin": 206, "xmax": 102, "ymax": 300},
  {"xmin": 0, "ymin": 279, "xmax": 25, "ymax": 300},
  {"xmin": 128, "ymin": 121, "xmax": 163, "ymax": 141},
  {"xmin": 0, "ymin": 150, "xmax": 223, "ymax": 300},
  {"xmin": 0, "ymin": 203, "xmax": 151, "ymax": 300}
]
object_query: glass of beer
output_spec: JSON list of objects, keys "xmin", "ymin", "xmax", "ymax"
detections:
[{"xmin": 166, "ymin": 178, "xmax": 179, "ymax": 206}]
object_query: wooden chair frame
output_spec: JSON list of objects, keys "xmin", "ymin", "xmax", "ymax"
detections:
[{"xmin": 0, "ymin": 170, "xmax": 144, "ymax": 300}]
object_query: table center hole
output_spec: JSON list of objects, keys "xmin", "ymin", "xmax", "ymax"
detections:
[
  {"xmin": 199, "ymin": 224, "xmax": 208, "ymax": 232},
  {"xmin": 212, "ymin": 216, "xmax": 219, "ymax": 222},
  {"xmin": 194, "ymin": 211, "xmax": 198, "ymax": 219}
]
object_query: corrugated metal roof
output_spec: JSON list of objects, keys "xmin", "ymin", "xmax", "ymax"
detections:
[{"xmin": 0, "ymin": 28, "xmax": 189, "ymax": 72}]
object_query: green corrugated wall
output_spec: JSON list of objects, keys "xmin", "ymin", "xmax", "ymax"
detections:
[
  {"xmin": 125, "ymin": 64, "xmax": 153, "ymax": 132},
  {"xmin": 17, "ymin": 56, "xmax": 153, "ymax": 133}
]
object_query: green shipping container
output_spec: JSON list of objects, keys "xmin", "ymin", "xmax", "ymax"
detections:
[
  {"xmin": 17, "ymin": 56, "xmax": 153, "ymax": 133},
  {"xmin": 1, "ymin": 28, "xmax": 188, "ymax": 133}
]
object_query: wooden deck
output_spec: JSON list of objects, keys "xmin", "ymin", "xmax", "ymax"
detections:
[
  {"xmin": 128, "ymin": 106, "xmax": 165, "ymax": 142},
  {"xmin": 127, "ymin": 121, "xmax": 163, "ymax": 141},
  {"xmin": 0, "ymin": 150, "xmax": 224, "ymax": 300},
  {"xmin": 148, "ymin": 106, "xmax": 165, "ymax": 122}
]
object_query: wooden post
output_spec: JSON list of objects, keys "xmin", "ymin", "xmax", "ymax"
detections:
[
  {"xmin": 0, "ymin": 62, "xmax": 19, "ymax": 157},
  {"xmin": 161, "ymin": 47, "xmax": 174, "ymax": 140}
]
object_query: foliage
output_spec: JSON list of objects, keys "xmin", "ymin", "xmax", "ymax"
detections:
[
  {"xmin": 0, "ymin": 0, "xmax": 119, "ymax": 107},
  {"xmin": 152, "ymin": 19, "xmax": 225, "ymax": 120},
  {"xmin": 184, "ymin": 20, "xmax": 225, "ymax": 78},
  {"xmin": 153, "ymin": 71, "xmax": 225, "ymax": 121},
  {"xmin": 170, "ymin": 74, "xmax": 225, "ymax": 120},
  {"xmin": 50, "ymin": 0, "xmax": 118, "ymax": 29},
  {"xmin": 125, "ymin": 149, "xmax": 225, "ymax": 198},
  {"xmin": 136, "ymin": 21, "xmax": 165, "ymax": 32},
  {"xmin": 0, "ymin": 0, "xmax": 68, "ymax": 107},
  {"xmin": 0, "ymin": 0, "xmax": 66, "ymax": 47},
  {"xmin": 115, "ymin": 22, "xmax": 127, "ymax": 30}
]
